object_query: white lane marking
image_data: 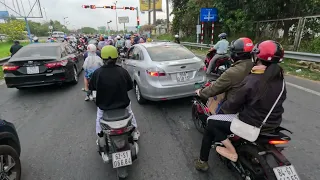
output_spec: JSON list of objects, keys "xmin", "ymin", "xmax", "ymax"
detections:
[
  {"xmin": 286, "ymin": 82, "xmax": 320, "ymax": 97},
  {"xmin": 0, "ymin": 80, "xmax": 4, "ymax": 86}
]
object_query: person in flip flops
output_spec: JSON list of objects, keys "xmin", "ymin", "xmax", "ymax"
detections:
[{"xmin": 194, "ymin": 40, "xmax": 287, "ymax": 171}]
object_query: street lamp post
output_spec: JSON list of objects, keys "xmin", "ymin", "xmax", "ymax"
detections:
[
  {"xmin": 107, "ymin": 20, "xmax": 112, "ymax": 36},
  {"xmin": 63, "ymin": 17, "xmax": 68, "ymax": 29},
  {"xmin": 114, "ymin": 1, "xmax": 119, "ymax": 32}
]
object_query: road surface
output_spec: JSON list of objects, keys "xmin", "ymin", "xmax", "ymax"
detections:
[{"xmin": 0, "ymin": 74, "xmax": 319, "ymax": 180}]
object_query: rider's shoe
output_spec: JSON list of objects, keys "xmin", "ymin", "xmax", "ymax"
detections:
[
  {"xmin": 194, "ymin": 159, "xmax": 209, "ymax": 172},
  {"xmin": 216, "ymin": 146, "xmax": 238, "ymax": 162},
  {"xmin": 133, "ymin": 129, "xmax": 140, "ymax": 141},
  {"xmin": 85, "ymin": 96, "xmax": 90, "ymax": 101},
  {"xmin": 89, "ymin": 95, "xmax": 94, "ymax": 101}
]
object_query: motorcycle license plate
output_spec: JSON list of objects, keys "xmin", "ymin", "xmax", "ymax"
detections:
[
  {"xmin": 273, "ymin": 165, "xmax": 300, "ymax": 180},
  {"xmin": 112, "ymin": 150, "xmax": 132, "ymax": 168}
]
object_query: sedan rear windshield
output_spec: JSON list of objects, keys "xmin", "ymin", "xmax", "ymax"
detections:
[
  {"xmin": 13, "ymin": 46, "xmax": 59, "ymax": 58},
  {"xmin": 147, "ymin": 45, "xmax": 195, "ymax": 61}
]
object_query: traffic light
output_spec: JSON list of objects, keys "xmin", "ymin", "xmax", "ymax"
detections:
[
  {"xmin": 103, "ymin": 6, "xmax": 111, "ymax": 8},
  {"xmin": 123, "ymin": 7, "xmax": 130, "ymax": 10},
  {"xmin": 136, "ymin": 25, "xmax": 141, "ymax": 29},
  {"xmin": 137, "ymin": 17, "xmax": 140, "ymax": 27},
  {"xmin": 129, "ymin": 7, "xmax": 135, "ymax": 10},
  {"xmin": 111, "ymin": 5, "xmax": 116, "ymax": 9},
  {"xmin": 82, "ymin": 5, "xmax": 90, "ymax": 8},
  {"xmin": 90, "ymin": 5, "xmax": 96, "ymax": 9}
]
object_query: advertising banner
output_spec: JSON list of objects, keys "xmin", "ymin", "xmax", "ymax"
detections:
[{"xmin": 139, "ymin": 0, "xmax": 162, "ymax": 12}]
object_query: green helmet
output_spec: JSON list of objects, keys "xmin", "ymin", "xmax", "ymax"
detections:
[{"xmin": 101, "ymin": 45, "xmax": 118, "ymax": 59}]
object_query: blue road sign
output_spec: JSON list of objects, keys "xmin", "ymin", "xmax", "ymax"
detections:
[
  {"xmin": 0, "ymin": 11, "xmax": 9, "ymax": 19},
  {"xmin": 200, "ymin": 8, "xmax": 218, "ymax": 22}
]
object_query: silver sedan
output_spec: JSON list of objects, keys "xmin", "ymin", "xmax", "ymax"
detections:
[{"xmin": 122, "ymin": 42, "xmax": 206, "ymax": 104}]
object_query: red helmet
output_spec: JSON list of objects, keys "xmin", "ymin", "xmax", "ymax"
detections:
[
  {"xmin": 229, "ymin": 37, "xmax": 254, "ymax": 61},
  {"xmin": 252, "ymin": 40, "xmax": 284, "ymax": 63}
]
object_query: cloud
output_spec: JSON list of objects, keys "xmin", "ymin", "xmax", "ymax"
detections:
[{"xmin": 0, "ymin": 0, "xmax": 173, "ymax": 31}]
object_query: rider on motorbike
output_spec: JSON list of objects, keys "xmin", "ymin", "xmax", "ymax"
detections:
[
  {"xmin": 194, "ymin": 40, "xmax": 286, "ymax": 171},
  {"xmin": 83, "ymin": 44, "xmax": 103, "ymax": 101},
  {"xmin": 206, "ymin": 33, "xmax": 230, "ymax": 75},
  {"xmin": 196, "ymin": 37, "xmax": 254, "ymax": 108},
  {"xmin": 174, "ymin": 34, "xmax": 180, "ymax": 44},
  {"xmin": 89, "ymin": 45, "xmax": 140, "ymax": 140}
]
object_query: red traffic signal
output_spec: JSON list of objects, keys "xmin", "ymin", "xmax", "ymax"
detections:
[
  {"xmin": 82, "ymin": 5, "xmax": 90, "ymax": 8},
  {"xmin": 129, "ymin": 7, "xmax": 135, "ymax": 10},
  {"xmin": 111, "ymin": 5, "xmax": 116, "ymax": 9},
  {"xmin": 90, "ymin": 5, "xmax": 96, "ymax": 9}
]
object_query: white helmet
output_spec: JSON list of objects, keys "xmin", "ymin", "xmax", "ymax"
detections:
[
  {"xmin": 33, "ymin": 36, "xmax": 39, "ymax": 41},
  {"xmin": 174, "ymin": 34, "xmax": 179, "ymax": 38},
  {"xmin": 87, "ymin": 44, "xmax": 97, "ymax": 52},
  {"xmin": 117, "ymin": 35, "xmax": 121, "ymax": 39}
]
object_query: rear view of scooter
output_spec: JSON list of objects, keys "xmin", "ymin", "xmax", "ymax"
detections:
[{"xmin": 97, "ymin": 108, "xmax": 139, "ymax": 180}]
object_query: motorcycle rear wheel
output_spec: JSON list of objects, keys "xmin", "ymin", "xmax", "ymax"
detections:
[{"xmin": 237, "ymin": 145, "xmax": 277, "ymax": 180}]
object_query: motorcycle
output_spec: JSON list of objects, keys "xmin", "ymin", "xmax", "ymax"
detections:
[
  {"xmin": 191, "ymin": 84, "xmax": 300, "ymax": 180},
  {"xmin": 117, "ymin": 47, "xmax": 127, "ymax": 58},
  {"xmin": 204, "ymin": 49, "xmax": 232, "ymax": 76},
  {"xmin": 214, "ymin": 128, "xmax": 299, "ymax": 180},
  {"xmin": 96, "ymin": 108, "xmax": 139, "ymax": 180}
]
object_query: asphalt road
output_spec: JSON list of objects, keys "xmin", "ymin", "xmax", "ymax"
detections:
[{"xmin": 0, "ymin": 73, "xmax": 319, "ymax": 180}]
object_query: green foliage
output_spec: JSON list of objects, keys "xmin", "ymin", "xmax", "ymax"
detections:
[
  {"xmin": 80, "ymin": 27, "xmax": 97, "ymax": 34},
  {"xmin": 0, "ymin": 20, "xmax": 26, "ymax": 41},
  {"xmin": 299, "ymin": 37, "xmax": 320, "ymax": 54}
]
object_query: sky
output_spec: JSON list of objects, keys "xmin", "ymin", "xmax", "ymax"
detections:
[{"xmin": 0, "ymin": 0, "xmax": 173, "ymax": 30}]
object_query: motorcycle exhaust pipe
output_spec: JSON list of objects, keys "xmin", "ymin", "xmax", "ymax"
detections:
[{"xmin": 130, "ymin": 142, "xmax": 139, "ymax": 161}]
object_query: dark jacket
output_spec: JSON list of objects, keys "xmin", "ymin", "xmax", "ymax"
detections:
[
  {"xmin": 221, "ymin": 70, "xmax": 286, "ymax": 130},
  {"xmin": 10, "ymin": 44, "xmax": 23, "ymax": 56},
  {"xmin": 89, "ymin": 63, "xmax": 133, "ymax": 110},
  {"xmin": 200, "ymin": 59, "xmax": 253, "ymax": 113}
]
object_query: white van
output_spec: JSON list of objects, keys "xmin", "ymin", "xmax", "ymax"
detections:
[{"xmin": 52, "ymin": 31, "xmax": 65, "ymax": 38}]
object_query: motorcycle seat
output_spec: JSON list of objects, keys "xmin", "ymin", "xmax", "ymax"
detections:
[{"xmin": 102, "ymin": 109, "xmax": 130, "ymax": 121}]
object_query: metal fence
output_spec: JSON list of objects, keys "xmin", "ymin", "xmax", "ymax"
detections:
[{"xmin": 157, "ymin": 40, "xmax": 320, "ymax": 63}]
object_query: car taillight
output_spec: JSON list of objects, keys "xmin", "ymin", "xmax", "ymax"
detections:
[
  {"xmin": 269, "ymin": 140, "xmax": 289, "ymax": 145},
  {"xmin": 45, "ymin": 60, "xmax": 68, "ymax": 69},
  {"xmin": 2, "ymin": 64, "xmax": 20, "ymax": 71},
  {"xmin": 146, "ymin": 67, "xmax": 166, "ymax": 77}
]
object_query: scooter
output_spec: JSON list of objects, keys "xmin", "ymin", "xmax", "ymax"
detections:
[
  {"xmin": 97, "ymin": 108, "xmax": 139, "ymax": 180},
  {"xmin": 192, "ymin": 83, "xmax": 300, "ymax": 180},
  {"xmin": 204, "ymin": 49, "xmax": 232, "ymax": 76}
]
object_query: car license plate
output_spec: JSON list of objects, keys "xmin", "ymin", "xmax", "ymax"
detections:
[
  {"xmin": 27, "ymin": 66, "xmax": 39, "ymax": 74},
  {"xmin": 177, "ymin": 72, "xmax": 189, "ymax": 82},
  {"xmin": 273, "ymin": 165, "xmax": 300, "ymax": 180},
  {"xmin": 112, "ymin": 150, "xmax": 132, "ymax": 168}
]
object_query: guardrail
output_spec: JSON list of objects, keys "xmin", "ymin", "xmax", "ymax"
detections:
[
  {"xmin": 157, "ymin": 40, "xmax": 320, "ymax": 63},
  {"xmin": 0, "ymin": 56, "xmax": 10, "ymax": 66}
]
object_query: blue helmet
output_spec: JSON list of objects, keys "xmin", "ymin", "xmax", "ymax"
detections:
[{"xmin": 218, "ymin": 33, "xmax": 227, "ymax": 39}]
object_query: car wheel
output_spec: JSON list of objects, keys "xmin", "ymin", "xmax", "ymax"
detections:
[
  {"xmin": 71, "ymin": 66, "xmax": 78, "ymax": 84},
  {"xmin": 135, "ymin": 83, "xmax": 146, "ymax": 104},
  {"xmin": 0, "ymin": 145, "xmax": 21, "ymax": 180}
]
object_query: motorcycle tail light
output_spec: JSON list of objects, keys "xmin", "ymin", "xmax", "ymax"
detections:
[
  {"xmin": 269, "ymin": 140, "xmax": 289, "ymax": 145},
  {"xmin": 109, "ymin": 126, "xmax": 133, "ymax": 136}
]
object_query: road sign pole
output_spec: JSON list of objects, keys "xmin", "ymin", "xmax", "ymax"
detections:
[
  {"xmin": 136, "ymin": 7, "xmax": 140, "ymax": 34},
  {"xmin": 124, "ymin": 23, "xmax": 126, "ymax": 32},
  {"xmin": 211, "ymin": 22, "xmax": 214, "ymax": 44}
]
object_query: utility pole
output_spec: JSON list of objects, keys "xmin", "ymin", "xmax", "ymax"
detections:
[
  {"xmin": 153, "ymin": 0, "xmax": 156, "ymax": 25},
  {"xmin": 148, "ymin": 0, "xmax": 151, "ymax": 25},
  {"xmin": 166, "ymin": 0, "xmax": 169, "ymax": 32},
  {"xmin": 114, "ymin": 1, "xmax": 119, "ymax": 32}
]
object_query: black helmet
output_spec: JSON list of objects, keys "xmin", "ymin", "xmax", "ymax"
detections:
[
  {"xmin": 218, "ymin": 33, "xmax": 227, "ymax": 39},
  {"xmin": 230, "ymin": 37, "xmax": 254, "ymax": 61}
]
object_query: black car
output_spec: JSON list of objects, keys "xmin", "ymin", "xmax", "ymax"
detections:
[
  {"xmin": 3, "ymin": 43, "xmax": 84, "ymax": 89},
  {"xmin": 0, "ymin": 119, "xmax": 21, "ymax": 180}
]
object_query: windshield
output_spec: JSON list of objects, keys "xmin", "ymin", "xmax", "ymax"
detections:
[
  {"xmin": 13, "ymin": 46, "xmax": 59, "ymax": 58},
  {"xmin": 146, "ymin": 45, "xmax": 195, "ymax": 61}
]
